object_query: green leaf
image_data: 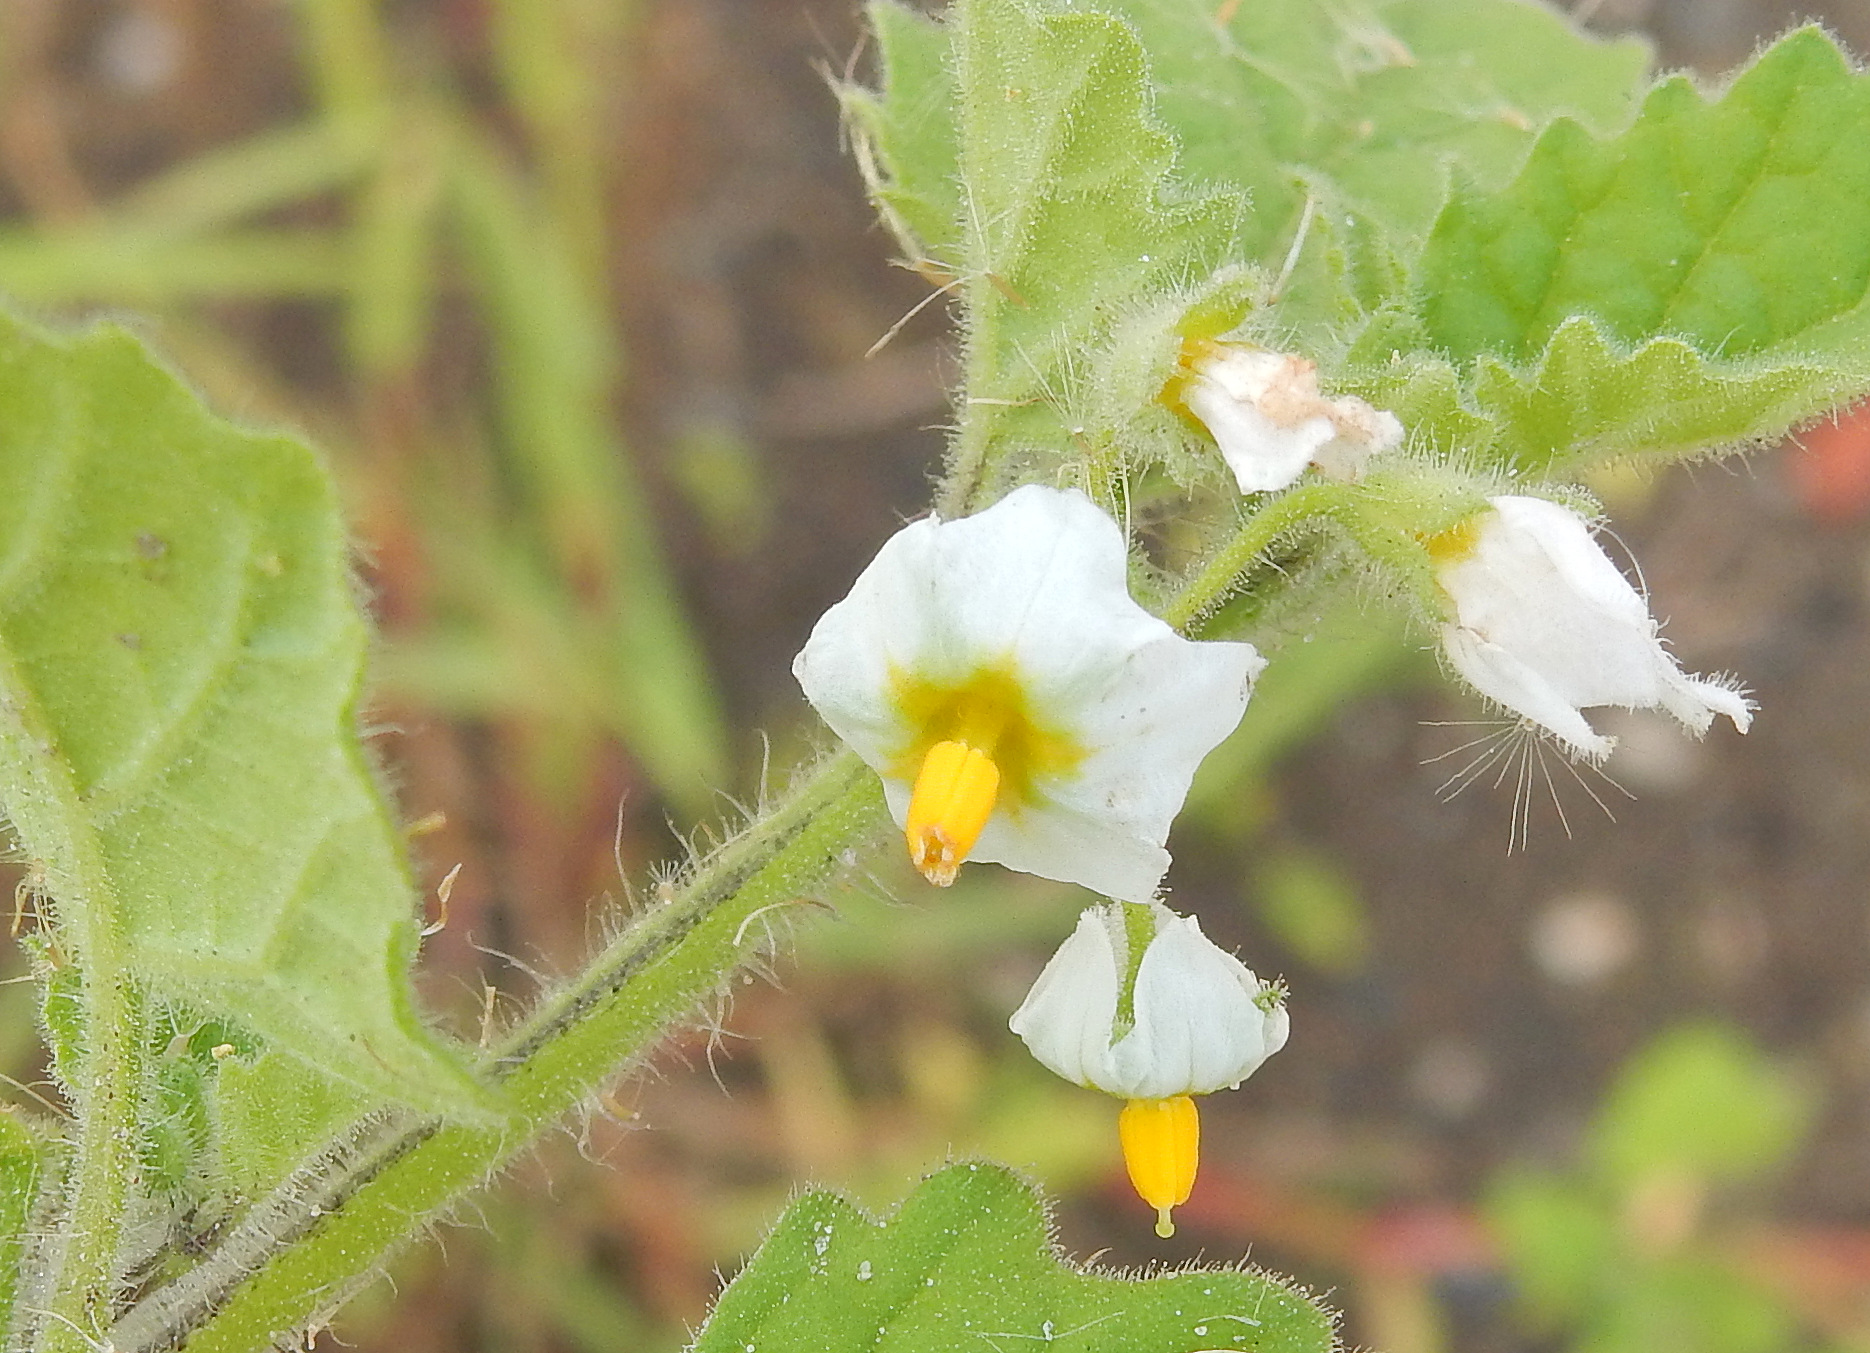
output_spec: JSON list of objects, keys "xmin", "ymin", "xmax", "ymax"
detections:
[
  {"xmin": 1487, "ymin": 1170, "xmax": 1614, "ymax": 1322},
  {"xmin": 1419, "ymin": 29, "xmax": 1870, "ymax": 367},
  {"xmin": 1355, "ymin": 318, "xmax": 1870, "ymax": 478},
  {"xmin": 1103, "ymin": 0, "xmax": 1648, "ymax": 259},
  {"xmin": 944, "ymin": 0, "xmax": 1242, "ymax": 506},
  {"xmin": 0, "ymin": 1109, "xmax": 46, "ymax": 1333},
  {"xmin": 693, "ymin": 1162, "xmax": 1334, "ymax": 1353},
  {"xmin": 211, "ymin": 1049, "xmax": 372, "ymax": 1201},
  {"xmin": 843, "ymin": 1, "xmax": 961, "ymax": 265},
  {"xmin": 0, "ymin": 308, "xmax": 484, "ymax": 1114},
  {"xmin": 1588, "ymin": 1023, "xmax": 1811, "ymax": 1190},
  {"xmin": 854, "ymin": 0, "xmax": 1647, "ymax": 287}
]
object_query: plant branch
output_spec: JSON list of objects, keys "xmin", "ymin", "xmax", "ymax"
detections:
[
  {"xmin": 1163, "ymin": 483, "xmax": 1346, "ymax": 634},
  {"xmin": 114, "ymin": 750, "xmax": 886, "ymax": 1353}
]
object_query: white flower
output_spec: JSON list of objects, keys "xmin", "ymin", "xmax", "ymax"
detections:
[
  {"xmin": 793, "ymin": 485, "xmax": 1262, "ymax": 901},
  {"xmin": 1009, "ymin": 901, "xmax": 1289, "ymax": 1237},
  {"xmin": 1433, "ymin": 494, "xmax": 1753, "ymax": 762},
  {"xmin": 1011, "ymin": 901, "xmax": 1288, "ymax": 1099},
  {"xmin": 1180, "ymin": 342, "xmax": 1403, "ymax": 494}
]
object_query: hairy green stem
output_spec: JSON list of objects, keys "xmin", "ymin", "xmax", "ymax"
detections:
[
  {"xmin": 1163, "ymin": 483, "xmax": 1345, "ymax": 634},
  {"xmin": 116, "ymin": 750, "xmax": 885, "ymax": 1353},
  {"xmin": 0, "ymin": 638, "xmax": 142, "ymax": 1353}
]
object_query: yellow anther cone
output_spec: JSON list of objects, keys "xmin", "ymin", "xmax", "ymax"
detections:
[
  {"xmin": 1119, "ymin": 1095, "xmax": 1199, "ymax": 1238},
  {"xmin": 904, "ymin": 740, "xmax": 1001, "ymax": 886}
]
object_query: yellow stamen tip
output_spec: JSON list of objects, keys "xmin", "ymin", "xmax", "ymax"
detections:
[
  {"xmin": 1120, "ymin": 1096, "xmax": 1199, "ymax": 1238},
  {"xmin": 905, "ymin": 739, "xmax": 1000, "ymax": 886}
]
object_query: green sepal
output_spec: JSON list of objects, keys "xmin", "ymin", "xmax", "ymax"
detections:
[
  {"xmin": 1329, "ymin": 468, "xmax": 1496, "ymax": 607},
  {"xmin": 1088, "ymin": 267, "xmax": 1263, "ymax": 492},
  {"xmin": 692, "ymin": 1161, "xmax": 1335, "ymax": 1353}
]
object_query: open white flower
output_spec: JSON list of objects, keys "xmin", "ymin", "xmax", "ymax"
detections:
[
  {"xmin": 793, "ymin": 485, "xmax": 1262, "ymax": 901},
  {"xmin": 1011, "ymin": 901, "xmax": 1288, "ymax": 1236},
  {"xmin": 1432, "ymin": 494, "xmax": 1753, "ymax": 762},
  {"xmin": 1179, "ymin": 341, "xmax": 1402, "ymax": 494}
]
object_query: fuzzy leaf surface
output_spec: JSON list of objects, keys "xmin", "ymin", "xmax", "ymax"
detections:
[
  {"xmin": 1371, "ymin": 28, "xmax": 1870, "ymax": 474},
  {"xmin": 0, "ymin": 1111, "xmax": 41, "ymax": 1333},
  {"xmin": 944, "ymin": 0, "xmax": 1242, "ymax": 501},
  {"xmin": 1355, "ymin": 317, "xmax": 1870, "ymax": 478},
  {"xmin": 1105, "ymin": 0, "xmax": 1646, "ymax": 261},
  {"xmin": 0, "ymin": 310, "xmax": 483, "ymax": 1113},
  {"xmin": 855, "ymin": 0, "xmax": 1646, "ymax": 339},
  {"xmin": 844, "ymin": 1, "xmax": 962, "ymax": 265},
  {"xmin": 1420, "ymin": 29, "xmax": 1870, "ymax": 365},
  {"xmin": 692, "ymin": 1162, "xmax": 1334, "ymax": 1353}
]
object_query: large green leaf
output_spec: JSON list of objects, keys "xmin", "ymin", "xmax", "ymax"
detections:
[
  {"xmin": 843, "ymin": 2, "xmax": 962, "ymax": 266},
  {"xmin": 0, "ymin": 309, "xmax": 483, "ymax": 1114},
  {"xmin": 1107, "ymin": 0, "xmax": 1647, "ymax": 256},
  {"xmin": 852, "ymin": 0, "xmax": 1647, "ymax": 342},
  {"xmin": 693, "ymin": 1162, "xmax": 1335, "ymax": 1353},
  {"xmin": 1420, "ymin": 29, "xmax": 1870, "ymax": 365},
  {"xmin": 1352, "ymin": 317, "xmax": 1870, "ymax": 478},
  {"xmin": 1357, "ymin": 28, "xmax": 1870, "ymax": 476}
]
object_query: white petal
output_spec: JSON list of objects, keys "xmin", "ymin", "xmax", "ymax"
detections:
[
  {"xmin": 1311, "ymin": 408, "xmax": 1403, "ymax": 482},
  {"xmin": 1437, "ymin": 495, "xmax": 1751, "ymax": 754},
  {"xmin": 1441, "ymin": 623, "xmax": 1616, "ymax": 761},
  {"xmin": 794, "ymin": 484, "xmax": 1262, "ymax": 900},
  {"xmin": 997, "ymin": 633, "xmax": 1262, "ymax": 902},
  {"xmin": 1186, "ymin": 376, "xmax": 1331, "ymax": 494},
  {"xmin": 972, "ymin": 805, "xmax": 1172, "ymax": 909},
  {"xmin": 1184, "ymin": 346, "xmax": 1403, "ymax": 492},
  {"xmin": 1105, "ymin": 910, "xmax": 1287, "ymax": 1098},
  {"xmin": 792, "ymin": 513, "xmax": 946, "ymax": 768},
  {"xmin": 1008, "ymin": 906, "xmax": 1123, "ymax": 1090}
]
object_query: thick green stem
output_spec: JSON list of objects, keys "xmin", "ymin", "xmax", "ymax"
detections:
[
  {"xmin": 938, "ymin": 280, "xmax": 1006, "ymax": 519},
  {"xmin": 115, "ymin": 750, "xmax": 886, "ymax": 1353},
  {"xmin": 0, "ymin": 638, "xmax": 142, "ymax": 1353},
  {"xmin": 31, "ymin": 966, "xmax": 138, "ymax": 1353}
]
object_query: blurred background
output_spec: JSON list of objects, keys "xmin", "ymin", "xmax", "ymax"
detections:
[{"xmin": 3, "ymin": 0, "xmax": 1870, "ymax": 1349}]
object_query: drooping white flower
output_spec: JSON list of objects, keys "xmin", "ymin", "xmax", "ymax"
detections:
[
  {"xmin": 1010, "ymin": 900, "xmax": 1289, "ymax": 1236},
  {"xmin": 1178, "ymin": 341, "xmax": 1403, "ymax": 494},
  {"xmin": 793, "ymin": 485, "xmax": 1263, "ymax": 901},
  {"xmin": 1012, "ymin": 901, "xmax": 1289, "ymax": 1099},
  {"xmin": 1432, "ymin": 494, "xmax": 1753, "ymax": 762}
]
